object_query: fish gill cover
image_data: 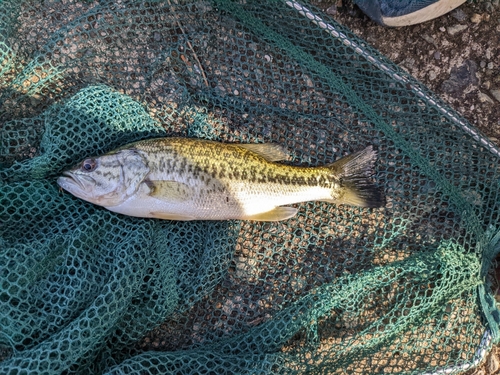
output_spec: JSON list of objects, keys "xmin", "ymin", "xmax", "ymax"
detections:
[{"xmin": 0, "ymin": 0, "xmax": 499, "ymax": 374}]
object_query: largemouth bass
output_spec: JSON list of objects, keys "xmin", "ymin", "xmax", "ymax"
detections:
[{"xmin": 57, "ymin": 137, "xmax": 384, "ymax": 221}]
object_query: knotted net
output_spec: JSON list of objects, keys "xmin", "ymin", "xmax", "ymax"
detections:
[{"xmin": 1, "ymin": 0, "xmax": 499, "ymax": 373}]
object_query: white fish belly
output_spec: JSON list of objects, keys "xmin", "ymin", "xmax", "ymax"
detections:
[
  {"xmin": 107, "ymin": 194, "xmax": 193, "ymax": 219},
  {"xmin": 107, "ymin": 181, "xmax": 331, "ymax": 220},
  {"xmin": 227, "ymin": 182, "xmax": 330, "ymax": 217}
]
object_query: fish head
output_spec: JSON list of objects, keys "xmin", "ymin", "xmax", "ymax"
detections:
[{"xmin": 57, "ymin": 149, "xmax": 149, "ymax": 207}]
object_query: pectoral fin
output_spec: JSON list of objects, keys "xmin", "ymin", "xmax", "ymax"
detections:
[
  {"xmin": 243, "ymin": 207, "xmax": 298, "ymax": 222},
  {"xmin": 145, "ymin": 180, "xmax": 191, "ymax": 202},
  {"xmin": 149, "ymin": 212, "xmax": 197, "ymax": 221},
  {"xmin": 238, "ymin": 143, "xmax": 288, "ymax": 162}
]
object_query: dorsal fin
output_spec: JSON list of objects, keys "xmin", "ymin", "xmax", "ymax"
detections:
[{"xmin": 238, "ymin": 143, "xmax": 288, "ymax": 162}]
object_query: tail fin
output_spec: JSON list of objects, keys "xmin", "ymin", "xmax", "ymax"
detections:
[{"xmin": 327, "ymin": 146, "xmax": 385, "ymax": 208}]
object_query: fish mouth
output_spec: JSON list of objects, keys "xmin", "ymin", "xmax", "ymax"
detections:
[
  {"xmin": 58, "ymin": 171, "xmax": 83, "ymax": 189},
  {"xmin": 57, "ymin": 171, "xmax": 94, "ymax": 197},
  {"xmin": 58, "ymin": 171, "xmax": 84, "ymax": 190}
]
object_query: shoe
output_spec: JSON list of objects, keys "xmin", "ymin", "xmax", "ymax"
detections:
[{"xmin": 353, "ymin": 0, "xmax": 467, "ymax": 26}]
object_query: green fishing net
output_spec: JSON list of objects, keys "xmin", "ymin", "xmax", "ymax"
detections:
[{"xmin": 1, "ymin": 0, "xmax": 500, "ymax": 373}]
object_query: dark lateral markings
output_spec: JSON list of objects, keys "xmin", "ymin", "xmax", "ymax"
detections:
[{"xmin": 158, "ymin": 157, "xmax": 337, "ymax": 189}]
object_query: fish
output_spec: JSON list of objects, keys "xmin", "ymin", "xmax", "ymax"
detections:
[{"xmin": 57, "ymin": 137, "xmax": 385, "ymax": 221}]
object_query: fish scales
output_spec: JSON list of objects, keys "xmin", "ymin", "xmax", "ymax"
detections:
[
  {"xmin": 137, "ymin": 138, "xmax": 334, "ymax": 188},
  {"xmin": 58, "ymin": 137, "xmax": 385, "ymax": 221},
  {"xmin": 142, "ymin": 141, "xmax": 292, "ymax": 214},
  {"xmin": 140, "ymin": 139, "xmax": 339, "ymax": 211}
]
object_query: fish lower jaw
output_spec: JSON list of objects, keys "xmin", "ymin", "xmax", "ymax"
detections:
[{"xmin": 57, "ymin": 176, "xmax": 88, "ymax": 200}]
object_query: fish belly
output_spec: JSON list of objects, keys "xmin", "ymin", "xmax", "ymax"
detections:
[
  {"xmin": 108, "ymin": 181, "xmax": 330, "ymax": 221},
  {"xmin": 226, "ymin": 182, "xmax": 330, "ymax": 217}
]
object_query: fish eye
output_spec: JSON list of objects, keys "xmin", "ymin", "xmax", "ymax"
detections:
[{"xmin": 81, "ymin": 158, "xmax": 97, "ymax": 172}]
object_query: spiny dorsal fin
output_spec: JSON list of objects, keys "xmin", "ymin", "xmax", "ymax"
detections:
[
  {"xmin": 145, "ymin": 180, "xmax": 191, "ymax": 202},
  {"xmin": 242, "ymin": 206, "xmax": 298, "ymax": 221},
  {"xmin": 238, "ymin": 143, "xmax": 288, "ymax": 162}
]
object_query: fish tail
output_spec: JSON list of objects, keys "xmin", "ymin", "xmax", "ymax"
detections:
[{"xmin": 327, "ymin": 146, "xmax": 385, "ymax": 208}]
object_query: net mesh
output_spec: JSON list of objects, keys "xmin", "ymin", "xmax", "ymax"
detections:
[{"xmin": 1, "ymin": 0, "xmax": 500, "ymax": 374}]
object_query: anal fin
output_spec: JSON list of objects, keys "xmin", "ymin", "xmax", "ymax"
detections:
[
  {"xmin": 243, "ymin": 207, "xmax": 298, "ymax": 222},
  {"xmin": 150, "ymin": 212, "xmax": 197, "ymax": 221}
]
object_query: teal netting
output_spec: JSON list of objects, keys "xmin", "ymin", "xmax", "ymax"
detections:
[{"xmin": 1, "ymin": 0, "xmax": 500, "ymax": 374}]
